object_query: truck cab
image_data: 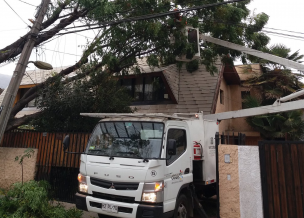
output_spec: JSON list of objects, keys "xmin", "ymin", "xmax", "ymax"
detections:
[{"xmin": 74, "ymin": 115, "xmax": 217, "ymax": 218}]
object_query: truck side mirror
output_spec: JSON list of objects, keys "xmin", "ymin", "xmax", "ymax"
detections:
[
  {"xmin": 63, "ymin": 135, "xmax": 70, "ymax": 151},
  {"xmin": 167, "ymin": 139, "xmax": 177, "ymax": 155}
]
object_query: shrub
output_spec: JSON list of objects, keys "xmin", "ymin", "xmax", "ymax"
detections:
[{"xmin": 0, "ymin": 180, "xmax": 82, "ymax": 218}]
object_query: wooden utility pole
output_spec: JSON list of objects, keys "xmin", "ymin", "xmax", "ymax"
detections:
[{"xmin": 0, "ymin": 0, "xmax": 51, "ymax": 143}]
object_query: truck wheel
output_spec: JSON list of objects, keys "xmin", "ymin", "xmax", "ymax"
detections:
[
  {"xmin": 173, "ymin": 194, "xmax": 189, "ymax": 218},
  {"xmin": 98, "ymin": 214, "xmax": 116, "ymax": 218}
]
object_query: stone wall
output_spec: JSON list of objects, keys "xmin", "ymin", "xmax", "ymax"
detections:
[
  {"xmin": 218, "ymin": 144, "xmax": 263, "ymax": 218},
  {"xmin": 218, "ymin": 145, "xmax": 241, "ymax": 218},
  {"xmin": 0, "ymin": 147, "xmax": 38, "ymax": 189}
]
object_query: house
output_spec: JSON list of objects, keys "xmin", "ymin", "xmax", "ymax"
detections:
[
  {"xmin": 0, "ymin": 66, "xmax": 68, "ymax": 118},
  {"xmin": 0, "ymin": 61, "xmax": 263, "ymax": 144},
  {"xmin": 117, "ymin": 59, "xmax": 263, "ymax": 145}
]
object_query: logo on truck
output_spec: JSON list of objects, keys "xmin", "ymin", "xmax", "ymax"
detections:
[
  {"xmin": 171, "ymin": 170, "xmax": 184, "ymax": 181},
  {"xmin": 151, "ymin": 170, "xmax": 157, "ymax": 177}
]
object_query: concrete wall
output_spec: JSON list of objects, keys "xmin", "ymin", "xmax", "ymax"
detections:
[
  {"xmin": 238, "ymin": 146, "xmax": 263, "ymax": 218},
  {"xmin": 219, "ymin": 145, "xmax": 263, "ymax": 218},
  {"xmin": 0, "ymin": 147, "xmax": 38, "ymax": 189}
]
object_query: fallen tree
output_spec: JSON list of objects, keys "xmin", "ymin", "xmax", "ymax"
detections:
[{"xmin": 2, "ymin": 0, "xmax": 271, "ymax": 131}]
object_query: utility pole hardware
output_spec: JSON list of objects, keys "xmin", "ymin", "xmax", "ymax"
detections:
[{"xmin": 0, "ymin": 0, "xmax": 51, "ymax": 143}]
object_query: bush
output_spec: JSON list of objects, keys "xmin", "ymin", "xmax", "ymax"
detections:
[{"xmin": 0, "ymin": 180, "xmax": 82, "ymax": 218}]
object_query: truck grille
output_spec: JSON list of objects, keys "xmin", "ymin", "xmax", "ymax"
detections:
[
  {"xmin": 89, "ymin": 201, "xmax": 133, "ymax": 213},
  {"xmin": 92, "ymin": 191, "xmax": 135, "ymax": 203},
  {"xmin": 90, "ymin": 177, "xmax": 139, "ymax": 190}
]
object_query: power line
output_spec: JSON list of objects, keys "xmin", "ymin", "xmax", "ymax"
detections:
[
  {"xmin": 262, "ymin": 32, "xmax": 304, "ymax": 42},
  {"xmin": 264, "ymin": 27, "xmax": 304, "ymax": 35},
  {"xmin": 262, "ymin": 30, "xmax": 304, "ymax": 40},
  {"xmin": 43, "ymin": 48, "xmax": 82, "ymax": 56},
  {"xmin": 18, "ymin": 0, "xmax": 37, "ymax": 7},
  {"xmin": 3, "ymin": 0, "xmax": 30, "ymax": 27},
  {"xmin": 39, "ymin": 0, "xmax": 248, "ymax": 36}
]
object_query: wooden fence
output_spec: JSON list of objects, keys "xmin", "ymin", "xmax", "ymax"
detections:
[
  {"xmin": 1, "ymin": 129, "xmax": 91, "ymax": 168},
  {"xmin": 0, "ymin": 129, "xmax": 91, "ymax": 202},
  {"xmin": 259, "ymin": 141, "xmax": 304, "ymax": 218}
]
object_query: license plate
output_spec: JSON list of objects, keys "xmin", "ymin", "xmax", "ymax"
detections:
[{"xmin": 102, "ymin": 203, "xmax": 118, "ymax": 213}]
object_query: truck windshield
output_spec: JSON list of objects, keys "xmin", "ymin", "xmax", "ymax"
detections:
[{"xmin": 85, "ymin": 122, "xmax": 164, "ymax": 159}]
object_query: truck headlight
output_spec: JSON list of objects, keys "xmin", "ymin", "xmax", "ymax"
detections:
[
  {"xmin": 141, "ymin": 181, "xmax": 164, "ymax": 203},
  {"xmin": 78, "ymin": 173, "xmax": 88, "ymax": 193}
]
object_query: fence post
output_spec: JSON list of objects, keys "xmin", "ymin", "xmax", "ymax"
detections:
[
  {"xmin": 215, "ymin": 132, "xmax": 220, "ymax": 218},
  {"xmin": 221, "ymin": 132, "xmax": 225, "ymax": 144}
]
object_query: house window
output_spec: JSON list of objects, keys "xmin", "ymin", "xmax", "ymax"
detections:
[
  {"xmin": 241, "ymin": 91, "xmax": 250, "ymax": 109},
  {"xmin": 120, "ymin": 75, "xmax": 172, "ymax": 104},
  {"xmin": 220, "ymin": 89, "xmax": 224, "ymax": 105}
]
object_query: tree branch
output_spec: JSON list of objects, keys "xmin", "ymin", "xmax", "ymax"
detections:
[
  {"xmin": 6, "ymin": 111, "xmax": 44, "ymax": 132},
  {"xmin": 11, "ymin": 57, "xmax": 88, "ymax": 117},
  {"xmin": 0, "ymin": 7, "xmax": 88, "ymax": 64},
  {"xmin": 0, "ymin": 1, "xmax": 70, "ymax": 64}
]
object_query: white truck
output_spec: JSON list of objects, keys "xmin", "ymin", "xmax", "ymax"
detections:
[
  {"xmin": 70, "ymin": 113, "xmax": 217, "ymax": 218},
  {"xmin": 62, "ymin": 30, "xmax": 304, "ymax": 218},
  {"xmin": 64, "ymin": 87, "xmax": 304, "ymax": 218}
]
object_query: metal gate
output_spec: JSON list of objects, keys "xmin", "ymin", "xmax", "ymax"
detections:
[{"xmin": 259, "ymin": 141, "xmax": 304, "ymax": 218}]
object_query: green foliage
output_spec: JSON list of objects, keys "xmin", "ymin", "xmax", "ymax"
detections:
[
  {"xmin": 31, "ymin": 70, "xmax": 133, "ymax": 132},
  {"xmin": 243, "ymin": 45, "xmax": 304, "ymax": 140},
  {"xmin": 15, "ymin": 148, "xmax": 35, "ymax": 185},
  {"xmin": 0, "ymin": 180, "xmax": 82, "ymax": 218},
  {"xmin": 76, "ymin": 0, "xmax": 270, "ymax": 74},
  {"xmin": 186, "ymin": 59, "xmax": 199, "ymax": 73},
  {"xmin": 243, "ymin": 85, "xmax": 304, "ymax": 140},
  {"xmin": 15, "ymin": 148, "xmax": 35, "ymax": 165}
]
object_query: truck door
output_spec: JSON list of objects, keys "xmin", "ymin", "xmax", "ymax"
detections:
[{"xmin": 163, "ymin": 126, "xmax": 192, "ymax": 212}]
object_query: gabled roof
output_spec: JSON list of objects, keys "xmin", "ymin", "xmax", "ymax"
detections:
[
  {"xmin": 134, "ymin": 60, "xmax": 222, "ymax": 115},
  {"xmin": 222, "ymin": 64, "xmax": 241, "ymax": 85}
]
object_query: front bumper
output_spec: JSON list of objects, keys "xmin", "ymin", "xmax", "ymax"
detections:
[{"xmin": 75, "ymin": 193, "xmax": 173, "ymax": 218}]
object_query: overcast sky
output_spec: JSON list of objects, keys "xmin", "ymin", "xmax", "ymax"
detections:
[{"xmin": 0, "ymin": 0, "xmax": 303, "ymax": 77}]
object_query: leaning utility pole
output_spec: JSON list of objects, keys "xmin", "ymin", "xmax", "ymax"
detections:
[{"xmin": 0, "ymin": 0, "xmax": 50, "ymax": 143}]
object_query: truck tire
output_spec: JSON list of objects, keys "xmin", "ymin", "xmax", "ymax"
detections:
[
  {"xmin": 173, "ymin": 194, "xmax": 189, "ymax": 218},
  {"xmin": 98, "ymin": 214, "xmax": 116, "ymax": 218}
]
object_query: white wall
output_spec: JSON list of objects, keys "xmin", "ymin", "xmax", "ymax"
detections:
[{"xmin": 238, "ymin": 146, "xmax": 263, "ymax": 218}]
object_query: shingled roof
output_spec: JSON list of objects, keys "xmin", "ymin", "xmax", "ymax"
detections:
[
  {"xmin": 134, "ymin": 60, "xmax": 222, "ymax": 115},
  {"xmin": 0, "ymin": 60, "xmax": 223, "ymax": 117}
]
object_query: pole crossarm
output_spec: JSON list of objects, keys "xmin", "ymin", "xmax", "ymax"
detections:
[
  {"xmin": 200, "ymin": 35, "xmax": 304, "ymax": 71},
  {"xmin": 204, "ymin": 99, "xmax": 304, "ymax": 121}
]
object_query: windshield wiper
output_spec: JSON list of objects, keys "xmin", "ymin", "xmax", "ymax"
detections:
[
  {"xmin": 116, "ymin": 151, "xmax": 141, "ymax": 157},
  {"xmin": 141, "ymin": 156, "xmax": 172, "ymax": 162},
  {"xmin": 89, "ymin": 149, "xmax": 105, "ymax": 151}
]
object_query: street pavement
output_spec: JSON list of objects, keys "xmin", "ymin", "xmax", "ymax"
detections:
[{"xmin": 61, "ymin": 201, "xmax": 216, "ymax": 218}]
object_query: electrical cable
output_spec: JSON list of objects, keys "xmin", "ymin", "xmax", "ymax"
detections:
[
  {"xmin": 39, "ymin": 0, "xmax": 248, "ymax": 35},
  {"xmin": 264, "ymin": 27, "xmax": 304, "ymax": 35},
  {"xmin": 44, "ymin": 48, "xmax": 82, "ymax": 57},
  {"xmin": 3, "ymin": 0, "xmax": 30, "ymax": 27},
  {"xmin": 262, "ymin": 30, "xmax": 304, "ymax": 40},
  {"xmin": 18, "ymin": 0, "xmax": 37, "ymax": 7},
  {"xmin": 262, "ymin": 32, "xmax": 304, "ymax": 42}
]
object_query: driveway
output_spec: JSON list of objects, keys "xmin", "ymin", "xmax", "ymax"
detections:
[{"xmin": 61, "ymin": 201, "xmax": 217, "ymax": 218}]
